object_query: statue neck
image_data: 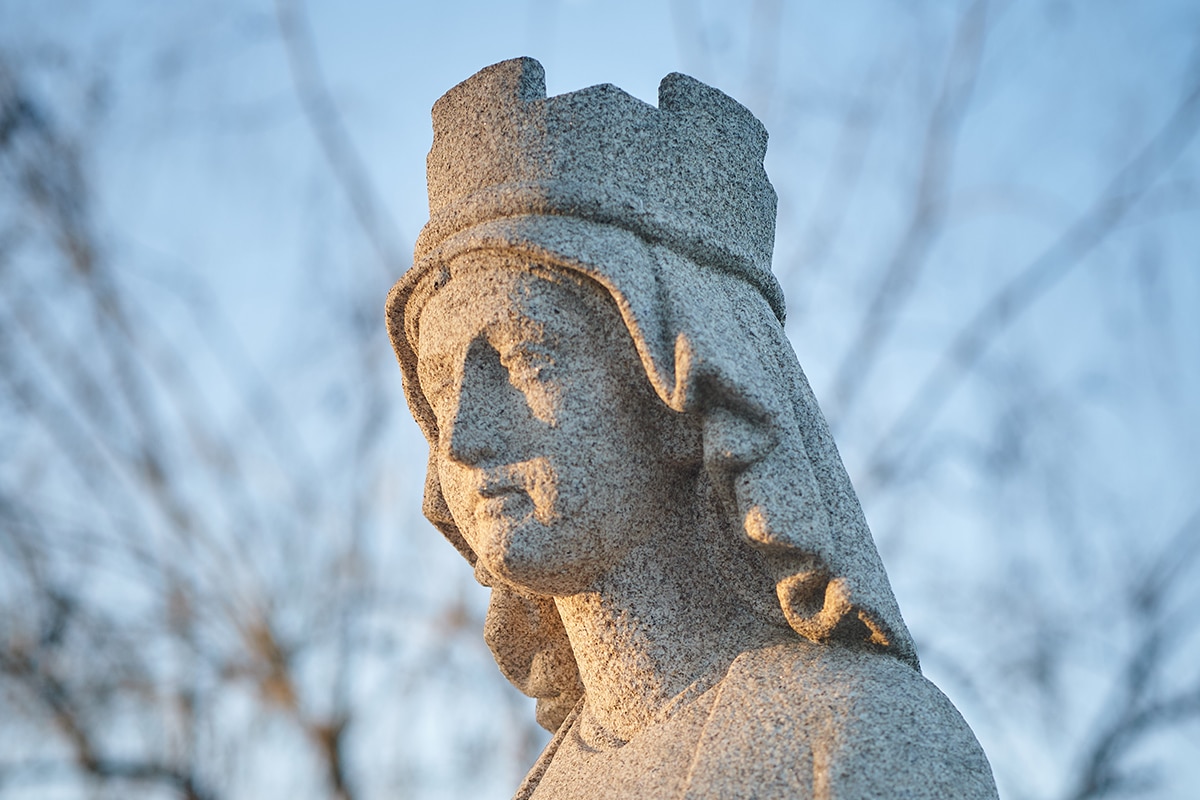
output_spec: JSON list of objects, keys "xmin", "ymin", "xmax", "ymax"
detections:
[{"xmin": 553, "ymin": 514, "xmax": 782, "ymax": 746}]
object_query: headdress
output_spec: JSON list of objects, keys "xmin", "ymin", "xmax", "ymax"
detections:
[{"xmin": 386, "ymin": 57, "xmax": 919, "ymax": 670}]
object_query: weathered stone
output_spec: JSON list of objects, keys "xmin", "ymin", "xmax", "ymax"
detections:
[{"xmin": 386, "ymin": 57, "xmax": 997, "ymax": 800}]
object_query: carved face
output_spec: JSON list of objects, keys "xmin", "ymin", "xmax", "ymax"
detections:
[{"xmin": 416, "ymin": 259, "xmax": 689, "ymax": 596}]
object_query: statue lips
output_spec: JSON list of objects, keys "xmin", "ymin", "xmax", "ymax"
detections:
[{"xmin": 474, "ymin": 468, "xmax": 534, "ymax": 521}]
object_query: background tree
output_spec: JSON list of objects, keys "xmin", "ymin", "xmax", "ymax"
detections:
[{"xmin": 1, "ymin": 1, "xmax": 1198, "ymax": 798}]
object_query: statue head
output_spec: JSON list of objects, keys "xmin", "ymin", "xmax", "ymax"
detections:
[
  {"xmin": 387, "ymin": 58, "xmax": 919, "ymax": 731},
  {"xmin": 413, "ymin": 256, "xmax": 703, "ymax": 596}
]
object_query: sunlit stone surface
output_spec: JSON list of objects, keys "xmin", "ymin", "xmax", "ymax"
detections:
[{"xmin": 386, "ymin": 57, "xmax": 998, "ymax": 800}]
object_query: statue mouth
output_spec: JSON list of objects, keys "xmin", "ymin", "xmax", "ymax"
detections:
[
  {"xmin": 479, "ymin": 471, "xmax": 525, "ymax": 497},
  {"xmin": 477, "ymin": 492, "xmax": 532, "ymax": 520},
  {"xmin": 475, "ymin": 470, "xmax": 534, "ymax": 519},
  {"xmin": 472, "ymin": 460, "xmax": 559, "ymax": 525}
]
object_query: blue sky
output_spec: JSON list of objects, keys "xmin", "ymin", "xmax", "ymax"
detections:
[{"xmin": 4, "ymin": 1, "xmax": 1199, "ymax": 797}]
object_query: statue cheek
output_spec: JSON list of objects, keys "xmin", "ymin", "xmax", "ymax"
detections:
[
  {"xmin": 434, "ymin": 459, "xmax": 478, "ymax": 534},
  {"xmin": 518, "ymin": 457, "xmax": 562, "ymax": 525}
]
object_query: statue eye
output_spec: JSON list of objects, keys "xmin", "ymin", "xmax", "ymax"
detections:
[
  {"xmin": 503, "ymin": 347, "xmax": 556, "ymax": 386},
  {"xmin": 501, "ymin": 346, "xmax": 562, "ymax": 425}
]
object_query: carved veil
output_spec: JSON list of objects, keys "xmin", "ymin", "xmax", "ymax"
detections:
[{"xmin": 385, "ymin": 58, "xmax": 920, "ymax": 696}]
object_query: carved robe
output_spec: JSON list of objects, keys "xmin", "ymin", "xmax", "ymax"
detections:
[{"xmin": 520, "ymin": 639, "xmax": 997, "ymax": 800}]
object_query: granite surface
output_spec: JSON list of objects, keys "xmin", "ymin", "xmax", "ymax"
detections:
[{"xmin": 386, "ymin": 57, "xmax": 998, "ymax": 800}]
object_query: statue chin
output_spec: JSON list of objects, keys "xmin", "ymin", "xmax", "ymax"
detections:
[{"xmin": 535, "ymin": 693, "xmax": 576, "ymax": 733}]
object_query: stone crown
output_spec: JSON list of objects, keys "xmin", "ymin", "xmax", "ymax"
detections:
[{"xmin": 417, "ymin": 57, "xmax": 784, "ymax": 321}]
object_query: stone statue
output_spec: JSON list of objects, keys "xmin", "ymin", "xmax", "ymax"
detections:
[{"xmin": 386, "ymin": 57, "xmax": 998, "ymax": 800}]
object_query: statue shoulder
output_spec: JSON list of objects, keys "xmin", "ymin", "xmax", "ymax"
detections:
[{"xmin": 682, "ymin": 639, "xmax": 998, "ymax": 800}]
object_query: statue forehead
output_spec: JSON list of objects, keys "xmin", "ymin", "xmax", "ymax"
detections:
[{"xmin": 414, "ymin": 255, "xmax": 617, "ymax": 348}]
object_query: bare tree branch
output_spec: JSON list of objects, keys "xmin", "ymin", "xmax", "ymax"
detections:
[
  {"xmin": 827, "ymin": 0, "xmax": 992, "ymax": 428},
  {"xmin": 1062, "ymin": 510, "xmax": 1200, "ymax": 800},
  {"xmin": 781, "ymin": 56, "xmax": 896, "ymax": 314},
  {"xmin": 868, "ymin": 66, "xmax": 1200, "ymax": 486},
  {"xmin": 274, "ymin": 0, "xmax": 406, "ymax": 278}
]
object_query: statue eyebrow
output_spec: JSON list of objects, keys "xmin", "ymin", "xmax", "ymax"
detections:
[{"xmin": 498, "ymin": 340, "xmax": 554, "ymax": 362}]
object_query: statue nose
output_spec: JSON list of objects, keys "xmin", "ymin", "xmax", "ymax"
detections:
[
  {"xmin": 443, "ymin": 338, "xmax": 527, "ymax": 467},
  {"xmin": 445, "ymin": 395, "xmax": 499, "ymax": 466}
]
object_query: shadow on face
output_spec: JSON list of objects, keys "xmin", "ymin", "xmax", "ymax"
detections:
[{"xmin": 416, "ymin": 257, "xmax": 700, "ymax": 597}]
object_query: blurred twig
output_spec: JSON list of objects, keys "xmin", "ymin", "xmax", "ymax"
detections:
[
  {"xmin": 827, "ymin": 0, "xmax": 992, "ymax": 428},
  {"xmin": 274, "ymin": 0, "xmax": 406, "ymax": 278},
  {"xmin": 867, "ymin": 65, "xmax": 1200, "ymax": 486},
  {"xmin": 1063, "ymin": 509, "xmax": 1200, "ymax": 800}
]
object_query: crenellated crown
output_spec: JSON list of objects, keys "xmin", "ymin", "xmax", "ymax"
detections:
[{"xmin": 416, "ymin": 57, "xmax": 784, "ymax": 320}]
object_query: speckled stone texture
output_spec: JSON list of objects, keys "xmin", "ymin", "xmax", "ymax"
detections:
[{"xmin": 386, "ymin": 57, "xmax": 998, "ymax": 800}]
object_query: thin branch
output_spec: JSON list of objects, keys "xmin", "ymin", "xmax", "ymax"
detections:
[
  {"xmin": 0, "ymin": 648, "xmax": 217, "ymax": 800},
  {"xmin": 782, "ymin": 55, "xmax": 895, "ymax": 313},
  {"xmin": 274, "ymin": 0, "xmax": 406, "ymax": 278},
  {"xmin": 0, "ymin": 757, "xmax": 216, "ymax": 800},
  {"xmin": 868, "ymin": 68, "xmax": 1200, "ymax": 486},
  {"xmin": 827, "ymin": 0, "xmax": 992, "ymax": 428}
]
